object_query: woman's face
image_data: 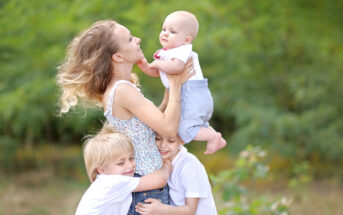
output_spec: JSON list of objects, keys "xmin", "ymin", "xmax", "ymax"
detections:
[
  {"xmin": 155, "ymin": 134, "xmax": 182, "ymax": 161},
  {"xmin": 115, "ymin": 24, "xmax": 144, "ymax": 63}
]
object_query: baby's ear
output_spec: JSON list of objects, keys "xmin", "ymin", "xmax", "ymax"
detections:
[{"xmin": 184, "ymin": 35, "xmax": 193, "ymax": 44}]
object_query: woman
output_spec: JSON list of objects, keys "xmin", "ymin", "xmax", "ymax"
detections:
[{"xmin": 57, "ymin": 20, "xmax": 193, "ymax": 215}]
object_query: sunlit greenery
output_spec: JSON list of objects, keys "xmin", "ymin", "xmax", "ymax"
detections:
[{"xmin": 1, "ymin": 0, "xmax": 342, "ymax": 175}]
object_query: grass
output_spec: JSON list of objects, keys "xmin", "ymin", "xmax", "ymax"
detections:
[
  {"xmin": 1, "ymin": 169, "xmax": 343, "ymax": 215},
  {"xmin": 0, "ymin": 170, "xmax": 84, "ymax": 215}
]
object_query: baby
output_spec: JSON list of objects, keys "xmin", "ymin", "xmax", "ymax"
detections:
[
  {"xmin": 75, "ymin": 125, "xmax": 170, "ymax": 215},
  {"xmin": 138, "ymin": 11, "xmax": 226, "ymax": 154}
]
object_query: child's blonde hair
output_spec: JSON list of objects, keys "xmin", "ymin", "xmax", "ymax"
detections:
[
  {"xmin": 57, "ymin": 20, "xmax": 139, "ymax": 114},
  {"xmin": 83, "ymin": 123, "xmax": 134, "ymax": 182}
]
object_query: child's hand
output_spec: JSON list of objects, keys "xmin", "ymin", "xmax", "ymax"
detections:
[{"xmin": 135, "ymin": 198, "xmax": 164, "ymax": 215}]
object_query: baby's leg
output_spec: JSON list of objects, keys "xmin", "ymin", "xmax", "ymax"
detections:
[{"xmin": 194, "ymin": 126, "xmax": 227, "ymax": 154}]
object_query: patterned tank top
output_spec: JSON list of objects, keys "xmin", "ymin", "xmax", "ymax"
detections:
[{"xmin": 104, "ymin": 80, "xmax": 163, "ymax": 175}]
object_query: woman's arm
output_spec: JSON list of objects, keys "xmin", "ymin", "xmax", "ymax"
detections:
[
  {"xmin": 158, "ymin": 89, "xmax": 169, "ymax": 112},
  {"xmin": 133, "ymin": 163, "xmax": 170, "ymax": 192},
  {"xmin": 135, "ymin": 198, "xmax": 199, "ymax": 215},
  {"xmin": 118, "ymin": 59, "xmax": 194, "ymax": 137}
]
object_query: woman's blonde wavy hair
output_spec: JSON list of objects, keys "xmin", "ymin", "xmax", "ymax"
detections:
[{"xmin": 57, "ymin": 20, "xmax": 139, "ymax": 114}]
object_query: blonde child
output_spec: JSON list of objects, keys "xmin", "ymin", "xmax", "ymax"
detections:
[
  {"xmin": 75, "ymin": 125, "xmax": 171, "ymax": 215},
  {"xmin": 135, "ymin": 133, "xmax": 217, "ymax": 215},
  {"xmin": 57, "ymin": 20, "xmax": 194, "ymax": 215},
  {"xmin": 137, "ymin": 11, "xmax": 226, "ymax": 155}
]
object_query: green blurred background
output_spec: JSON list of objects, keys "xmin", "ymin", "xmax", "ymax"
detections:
[{"xmin": 1, "ymin": 0, "xmax": 343, "ymax": 214}]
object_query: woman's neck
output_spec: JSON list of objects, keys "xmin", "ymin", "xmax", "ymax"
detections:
[{"xmin": 111, "ymin": 63, "xmax": 133, "ymax": 82}]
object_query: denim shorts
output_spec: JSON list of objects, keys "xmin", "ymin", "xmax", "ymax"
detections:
[
  {"xmin": 178, "ymin": 79, "xmax": 214, "ymax": 143},
  {"xmin": 127, "ymin": 173, "xmax": 170, "ymax": 215}
]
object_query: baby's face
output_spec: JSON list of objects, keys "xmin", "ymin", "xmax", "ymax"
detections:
[
  {"xmin": 155, "ymin": 133, "xmax": 182, "ymax": 161},
  {"xmin": 159, "ymin": 14, "xmax": 190, "ymax": 49}
]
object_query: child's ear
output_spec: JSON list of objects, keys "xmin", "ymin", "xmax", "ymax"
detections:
[
  {"xmin": 112, "ymin": 53, "xmax": 124, "ymax": 63},
  {"xmin": 97, "ymin": 166, "xmax": 105, "ymax": 174},
  {"xmin": 184, "ymin": 36, "xmax": 193, "ymax": 44}
]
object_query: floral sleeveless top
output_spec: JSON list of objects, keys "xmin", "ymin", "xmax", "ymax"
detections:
[{"xmin": 104, "ymin": 80, "xmax": 162, "ymax": 175}]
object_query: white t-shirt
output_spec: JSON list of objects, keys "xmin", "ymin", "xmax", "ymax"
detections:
[
  {"xmin": 75, "ymin": 174, "xmax": 139, "ymax": 215},
  {"xmin": 169, "ymin": 146, "xmax": 217, "ymax": 215},
  {"xmin": 154, "ymin": 44, "xmax": 204, "ymax": 89}
]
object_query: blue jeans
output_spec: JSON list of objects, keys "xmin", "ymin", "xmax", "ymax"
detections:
[{"xmin": 127, "ymin": 173, "xmax": 170, "ymax": 215}]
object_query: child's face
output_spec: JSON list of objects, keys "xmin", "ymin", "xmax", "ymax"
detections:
[
  {"xmin": 155, "ymin": 134, "xmax": 182, "ymax": 161},
  {"xmin": 159, "ymin": 14, "xmax": 190, "ymax": 49},
  {"xmin": 99, "ymin": 151, "xmax": 136, "ymax": 177},
  {"xmin": 115, "ymin": 24, "xmax": 144, "ymax": 63}
]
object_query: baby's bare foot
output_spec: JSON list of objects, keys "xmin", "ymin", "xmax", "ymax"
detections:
[{"xmin": 204, "ymin": 132, "xmax": 227, "ymax": 154}]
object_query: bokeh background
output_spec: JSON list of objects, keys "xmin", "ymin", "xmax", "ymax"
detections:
[{"xmin": 1, "ymin": 0, "xmax": 342, "ymax": 214}]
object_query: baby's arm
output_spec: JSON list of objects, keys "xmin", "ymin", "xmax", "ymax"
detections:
[
  {"xmin": 136, "ymin": 197, "xmax": 199, "ymax": 215},
  {"xmin": 136, "ymin": 57, "xmax": 160, "ymax": 77},
  {"xmin": 133, "ymin": 162, "xmax": 170, "ymax": 192},
  {"xmin": 151, "ymin": 58, "xmax": 185, "ymax": 75}
]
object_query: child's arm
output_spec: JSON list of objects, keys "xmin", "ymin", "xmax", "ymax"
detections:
[
  {"xmin": 135, "ymin": 197, "xmax": 199, "ymax": 215},
  {"xmin": 151, "ymin": 58, "xmax": 185, "ymax": 75},
  {"xmin": 158, "ymin": 89, "xmax": 169, "ymax": 112},
  {"xmin": 136, "ymin": 57, "xmax": 160, "ymax": 77},
  {"xmin": 133, "ymin": 162, "xmax": 170, "ymax": 192}
]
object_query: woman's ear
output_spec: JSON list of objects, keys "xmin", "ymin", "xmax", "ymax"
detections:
[{"xmin": 112, "ymin": 53, "xmax": 123, "ymax": 63}]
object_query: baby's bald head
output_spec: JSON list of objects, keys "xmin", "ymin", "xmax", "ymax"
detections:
[{"xmin": 167, "ymin": 11, "xmax": 199, "ymax": 41}]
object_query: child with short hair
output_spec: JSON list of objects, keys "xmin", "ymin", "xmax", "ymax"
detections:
[
  {"xmin": 135, "ymin": 133, "xmax": 217, "ymax": 215},
  {"xmin": 138, "ymin": 11, "xmax": 226, "ymax": 154},
  {"xmin": 75, "ymin": 125, "xmax": 171, "ymax": 215}
]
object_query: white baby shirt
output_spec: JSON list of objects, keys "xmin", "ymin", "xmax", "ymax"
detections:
[{"xmin": 154, "ymin": 44, "xmax": 204, "ymax": 89}]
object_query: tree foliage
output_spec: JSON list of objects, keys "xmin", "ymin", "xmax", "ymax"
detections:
[{"xmin": 1, "ymin": 0, "xmax": 342, "ymax": 168}]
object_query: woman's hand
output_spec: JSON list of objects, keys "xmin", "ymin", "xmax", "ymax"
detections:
[{"xmin": 168, "ymin": 58, "xmax": 194, "ymax": 85}]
